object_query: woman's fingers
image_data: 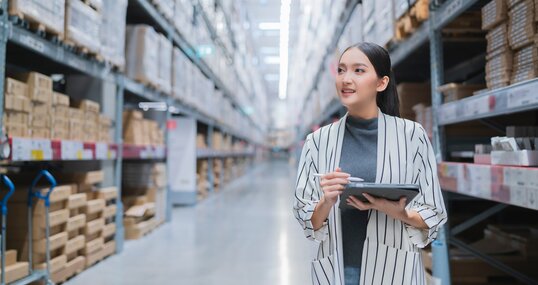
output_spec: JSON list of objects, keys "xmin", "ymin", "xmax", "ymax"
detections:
[
  {"xmin": 348, "ymin": 195, "xmax": 372, "ymax": 210},
  {"xmin": 320, "ymin": 178, "xmax": 349, "ymax": 187},
  {"xmin": 362, "ymin": 193, "xmax": 377, "ymax": 204},
  {"xmin": 323, "ymin": 171, "xmax": 350, "ymax": 180},
  {"xmin": 323, "ymin": 184, "xmax": 345, "ymax": 193}
]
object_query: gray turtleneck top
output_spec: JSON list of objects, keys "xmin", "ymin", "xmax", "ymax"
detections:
[{"xmin": 339, "ymin": 115, "xmax": 378, "ymax": 269}]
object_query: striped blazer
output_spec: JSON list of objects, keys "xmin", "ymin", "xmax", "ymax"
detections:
[{"xmin": 293, "ymin": 109, "xmax": 447, "ymax": 285}]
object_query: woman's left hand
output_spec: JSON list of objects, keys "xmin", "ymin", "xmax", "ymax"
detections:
[{"xmin": 347, "ymin": 193, "xmax": 408, "ymax": 222}]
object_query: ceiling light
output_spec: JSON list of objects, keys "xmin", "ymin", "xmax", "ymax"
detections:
[
  {"xmin": 279, "ymin": 0, "xmax": 291, "ymax": 100},
  {"xmin": 258, "ymin": 22, "xmax": 281, "ymax": 30},
  {"xmin": 264, "ymin": 56, "xmax": 280, "ymax": 64}
]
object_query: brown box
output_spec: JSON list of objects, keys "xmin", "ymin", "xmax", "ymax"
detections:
[
  {"xmin": 0, "ymin": 262, "xmax": 29, "ymax": 283},
  {"xmin": 52, "ymin": 92, "xmax": 70, "ymax": 106},
  {"xmin": 5, "ymin": 78, "xmax": 28, "ymax": 97},
  {"xmin": 397, "ymin": 83, "xmax": 431, "ymax": 120},
  {"xmin": 66, "ymin": 214, "xmax": 86, "ymax": 233},
  {"xmin": 101, "ymin": 223, "xmax": 116, "ymax": 238},
  {"xmin": 34, "ymin": 232, "xmax": 68, "ymax": 254},
  {"xmin": 97, "ymin": 187, "xmax": 118, "ymax": 201},
  {"xmin": 67, "ymin": 193, "xmax": 87, "ymax": 209},
  {"xmin": 4, "ymin": 111, "xmax": 30, "ymax": 125},
  {"xmin": 84, "ymin": 218, "xmax": 105, "ymax": 236},
  {"xmin": 482, "ymin": 0, "xmax": 507, "ymax": 30},
  {"xmin": 83, "ymin": 237, "xmax": 104, "ymax": 255},
  {"xmin": 30, "ymin": 128, "xmax": 51, "ymax": 139},
  {"xmin": 30, "ymin": 114, "xmax": 52, "ymax": 128},
  {"xmin": 13, "ymin": 72, "xmax": 52, "ymax": 90},
  {"xmin": 103, "ymin": 205, "xmax": 117, "ymax": 219},
  {"xmin": 84, "ymin": 199, "xmax": 105, "ymax": 215},
  {"xmin": 438, "ymin": 83, "xmax": 486, "ymax": 103},
  {"xmin": 4, "ymin": 123, "xmax": 29, "ymax": 137},
  {"xmin": 64, "ymin": 235, "xmax": 85, "ymax": 255},
  {"xmin": 54, "ymin": 105, "xmax": 70, "ymax": 118},
  {"xmin": 5, "ymin": 94, "xmax": 31, "ymax": 112},
  {"xmin": 68, "ymin": 108, "xmax": 85, "ymax": 121},
  {"xmin": 34, "ymin": 255, "xmax": 67, "ymax": 273},
  {"xmin": 72, "ymin": 99, "xmax": 100, "ymax": 113}
]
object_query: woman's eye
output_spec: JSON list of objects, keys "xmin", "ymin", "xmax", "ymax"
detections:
[
  {"xmin": 355, "ymin": 69, "xmax": 365, "ymax": 73},
  {"xmin": 337, "ymin": 68, "xmax": 344, "ymax": 74}
]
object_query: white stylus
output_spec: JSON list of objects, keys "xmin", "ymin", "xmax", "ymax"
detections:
[{"xmin": 313, "ymin": 173, "xmax": 364, "ymax": 182}]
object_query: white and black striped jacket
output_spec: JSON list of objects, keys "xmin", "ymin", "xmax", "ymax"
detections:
[{"xmin": 293, "ymin": 110, "xmax": 447, "ymax": 285}]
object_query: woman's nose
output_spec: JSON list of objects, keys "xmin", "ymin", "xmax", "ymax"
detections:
[{"xmin": 342, "ymin": 72, "xmax": 353, "ymax": 83}]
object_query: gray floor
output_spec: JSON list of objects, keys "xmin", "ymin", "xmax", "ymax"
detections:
[{"xmin": 66, "ymin": 159, "xmax": 315, "ymax": 285}]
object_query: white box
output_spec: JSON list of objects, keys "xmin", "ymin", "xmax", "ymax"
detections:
[
  {"xmin": 158, "ymin": 34, "xmax": 173, "ymax": 95},
  {"xmin": 491, "ymin": 150, "xmax": 538, "ymax": 166},
  {"xmin": 9, "ymin": 0, "xmax": 65, "ymax": 36},
  {"xmin": 100, "ymin": 0, "xmax": 127, "ymax": 69},
  {"xmin": 65, "ymin": 0, "xmax": 101, "ymax": 53},
  {"xmin": 125, "ymin": 25, "xmax": 160, "ymax": 86}
]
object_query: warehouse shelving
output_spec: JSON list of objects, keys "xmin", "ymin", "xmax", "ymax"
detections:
[
  {"xmin": 438, "ymin": 78, "xmax": 538, "ymax": 125},
  {"xmin": 196, "ymin": 148, "xmax": 255, "ymax": 159},
  {"xmin": 0, "ymin": 0, "xmax": 267, "ymax": 283}
]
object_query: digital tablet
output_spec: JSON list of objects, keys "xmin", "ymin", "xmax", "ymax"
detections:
[{"xmin": 339, "ymin": 182, "xmax": 420, "ymax": 210}]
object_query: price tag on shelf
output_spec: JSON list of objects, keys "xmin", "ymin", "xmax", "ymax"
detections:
[
  {"xmin": 506, "ymin": 85, "xmax": 538, "ymax": 109},
  {"xmin": 463, "ymin": 95, "xmax": 491, "ymax": 118},
  {"xmin": 62, "ymin": 140, "xmax": 84, "ymax": 160},
  {"xmin": 95, "ymin": 143, "xmax": 108, "ymax": 160},
  {"xmin": 140, "ymin": 147, "xmax": 151, "ymax": 159},
  {"xmin": 439, "ymin": 103, "xmax": 458, "ymax": 124},
  {"xmin": 155, "ymin": 146, "xmax": 165, "ymax": 158},
  {"xmin": 11, "ymin": 138, "xmax": 32, "ymax": 161},
  {"xmin": 82, "ymin": 149, "xmax": 93, "ymax": 160},
  {"xmin": 108, "ymin": 150, "xmax": 117, "ymax": 159}
]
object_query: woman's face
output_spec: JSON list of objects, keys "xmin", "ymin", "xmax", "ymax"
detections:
[{"xmin": 336, "ymin": 47, "xmax": 388, "ymax": 110}]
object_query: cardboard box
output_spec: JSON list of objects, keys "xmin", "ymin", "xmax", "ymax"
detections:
[
  {"xmin": 4, "ymin": 111, "xmax": 30, "ymax": 125},
  {"xmin": 30, "ymin": 114, "xmax": 52, "ymax": 128},
  {"xmin": 4, "ymin": 94, "xmax": 31, "ymax": 112},
  {"xmin": 65, "ymin": 214, "xmax": 86, "ymax": 232},
  {"xmin": 397, "ymin": 83, "xmax": 431, "ymax": 120},
  {"xmin": 102, "ymin": 205, "xmax": 116, "ymax": 219},
  {"xmin": 5, "ymin": 78, "xmax": 28, "ymax": 97},
  {"xmin": 84, "ymin": 218, "xmax": 105, "ymax": 236},
  {"xmin": 30, "ymin": 128, "xmax": 51, "ymax": 139},
  {"xmin": 68, "ymin": 108, "xmax": 85, "ymax": 121},
  {"xmin": 125, "ymin": 25, "xmax": 160, "ymax": 86},
  {"xmin": 53, "ymin": 92, "xmax": 70, "ymax": 106},
  {"xmin": 85, "ymin": 199, "xmax": 105, "ymax": 215},
  {"xmin": 32, "ymin": 103, "xmax": 52, "ymax": 116},
  {"xmin": 83, "ymin": 237, "xmax": 104, "ymax": 255},
  {"xmin": 0, "ymin": 262, "xmax": 29, "ymax": 283},
  {"xmin": 64, "ymin": 235, "xmax": 85, "ymax": 255},
  {"xmin": 8, "ymin": 0, "xmax": 65, "ymax": 37},
  {"xmin": 12, "ymin": 72, "xmax": 53, "ymax": 104},
  {"xmin": 97, "ymin": 187, "xmax": 118, "ymax": 201},
  {"xmin": 65, "ymin": 0, "xmax": 101, "ymax": 54},
  {"xmin": 101, "ymin": 223, "xmax": 116, "ymax": 238},
  {"xmin": 72, "ymin": 99, "xmax": 100, "ymax": 113},
  {"xmin": 482, "ymin": 0, "xmax": 507, "ymax": 30}
]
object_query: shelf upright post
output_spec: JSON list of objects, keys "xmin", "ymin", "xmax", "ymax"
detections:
[
  {"xmin": 429, "ymin": 5, "xmax": 451, "ymax": 285},
  {"xmin": 114, "ymin": 76, "xmax": 125, "ymax": 253},
  {"xmin": 0, "ymin": 0, "xmax": 8, "ymax": 138},
  {"xmin": 207, "ymin": 124, "xmax": 214, "ymax": 193},
  {"xmin": 165, "ymin": 96, "xmax": 172, "ymax": 222}
]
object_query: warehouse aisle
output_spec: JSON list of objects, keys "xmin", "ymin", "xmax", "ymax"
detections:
[{"xmin": 66, "ymin": 159, "xmax": 313, "ymax": 285}]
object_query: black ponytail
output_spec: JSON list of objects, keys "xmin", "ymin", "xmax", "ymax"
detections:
[{"xmin": 341, "ymin": 42, "xmax": 400, "ymax": 117}]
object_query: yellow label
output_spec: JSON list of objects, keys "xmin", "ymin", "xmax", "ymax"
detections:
[
  {"xmin": 76, "ymin": 150, "xmax": 83, "ymax": 160},
  {"xmin": 31, "ymin": 150, "xmax": 44, "ymax": 160}
]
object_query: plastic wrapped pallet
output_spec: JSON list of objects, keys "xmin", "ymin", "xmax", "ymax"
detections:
[
  {"xmin": 507, "ymin": 0, "xmax": 535, "ymax": 50},
  {"xmin": 8, "ymin": 0, "xmax": 65, "ymax": 37},
  {"xmin": 394, "ymin": 0, "xmax": 417, "ymax": 20},
  {"xmin": 172, "ymin": 47, "xmax": 185, "ymax": 100},
  {"xmin": 482, "ymin": 0, "xmax": 507, "ymax": 30},
  {"xmin": 158, "ymin": 34, "xmax": 173, "ymax": 95},
  {"xmin": 125, "ymin": 25, "xmax": 160, "ymax": 87},
  {"xmin": 100, "ymin": 0, "xmax": 127, "ymax": 70},
  {"xmin": 65, "ymin": 0, "xmax": 101, "ymax": 54},
  {"xmin": 374, "ymin": 0, "xmax": 395, "ymax": 46}
]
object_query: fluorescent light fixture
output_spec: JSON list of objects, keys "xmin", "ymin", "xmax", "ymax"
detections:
[
  {"xmin": 279, "ymin": 0, "xmax": 291, "ymax": 100},
  {"xmin": 258, "ymin": 22, "xmax": 281, "ymax": 30},
  {"xmin": 138, "ymin": 102, "xmax": 167, "ymax": 111},
  {"xmin": 264, "ymin": 56, "xmax": 280, "ymax": 64}
]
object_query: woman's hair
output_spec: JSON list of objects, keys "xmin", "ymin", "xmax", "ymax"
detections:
[{"xmin": 340, "ymin": 42, "xmax": 400, "ymax": 117}]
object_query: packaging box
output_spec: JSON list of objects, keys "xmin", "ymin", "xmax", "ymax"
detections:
[
  {"xmin": 65, "ymin": 0, "xmax": 101, "ymax": 54},
  {"xmin": 397, "ymin": 83, "xmax": 431, "ymax": 120},
  {"xmin": 482, "ymin": 0, "xmax": 507, "ymax": 30},
  {"xmin": 125, "ymin": 25, "xmax": 160, "ymax": 86},
  {"xmin": 438, "ymin": 83, "xmax": 485, "ymax": 103},
  {"xmin": 3, "ymin": 111, "xmax": 30, "ymax": 125},
  {"xmin": 4, "ymin": 94, "xmax": 31, "ymax": 112},
  {"xmin": 157, "ymin": 33, "xmax": 173, "ymax": 95},
  {"xmin": 72, "ymin": 99, "xmax": 100, "ymax": 113},
  {"xmin": 52, "ymin": 92, "xmax": 70, "ymax": 106},
  {"xmin": 5, "ymin": 78, "xmax": 28, "ymax": 97},
  {"xmin": 99, "ymin": 0, "xmax": 127, "ymax": 69},
  {"xmin": 5, "ymin": 123, "xmax": 29, "ymax": 137},
  {"xmin": 11, "ymin": 72, "xmax": 53, "ymax": 104},
  {"xmin": 68, "ymin": 108, "xmax": 85, "ymax": 121},
  {"xmin": 8, "ymin": 0, "xmax": 65, "ymax": 37},
  {"xmin": 31, "ymin": 128, "xmax": 51, "ymax": 139}
]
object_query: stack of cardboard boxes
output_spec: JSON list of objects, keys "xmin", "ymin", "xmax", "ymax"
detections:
[
  {"xmin": 3, "ymin": 78, "xmax": 31, "ymax": 137},
  {"xmin": 483, "ymin": 0, "xmax": 538, "ymax": 89},
  {"xmin": 197, "ymin": 160, "xmax": 209, "ymax": 200},
  {"xmin": 72, "ymin": 99, "xmax": 100, "ymax": 142},
  {"xmin": 0, "ymin": 249, "xmax": 29, "ymax": 283},
  {"xmin": 123, "ymin": 110, "xmax": 164, "ymax": 145},
  {"xmin": 51, "ymin": 92, "xmax": 71, "ymax": 140}
]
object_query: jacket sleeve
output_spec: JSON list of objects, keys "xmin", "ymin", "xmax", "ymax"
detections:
[
  {"xmin": 293, "ymin": 134, "xmax": 329, "ymax": 243},
  {"xmin": 406, "ymin": 125, "xmax": 448, "ymax": 248}
]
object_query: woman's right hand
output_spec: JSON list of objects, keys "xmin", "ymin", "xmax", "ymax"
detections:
[{"xmin": 320, "ymin": 167, "xmax": 350, "ymax": 205}]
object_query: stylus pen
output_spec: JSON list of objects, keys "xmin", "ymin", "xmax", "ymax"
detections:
[{"xmin": 313, "ymin": 173, "xmax": 364, "ymax": 182}]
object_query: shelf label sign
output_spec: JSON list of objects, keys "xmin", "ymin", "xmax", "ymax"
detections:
[
  {"xmin": 463, "ymin": 95, "xmax": 491, "ymax": 117},
  {"xmin": 507, "ymin": 85, "xmax": 538, "ymax": 109},
  {"xmin": 96, "ymin": 143, "xmax": 108, "ymax": 160},
  {"xmin": 62, "ymin": 140, "xmax": 84, "ymax": 160},
  {"xmin": 12, "ymin": 138, "xmax": 52, "ymax": 161}
]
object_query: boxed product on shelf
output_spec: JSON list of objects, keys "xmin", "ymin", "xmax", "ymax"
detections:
[
  {"xmin": 438, "ymin": 83, "xmax": 486, "ymax": 103},
  {"xmin": 482, "ymin": 0, "xmax": 508, "ymax": 30},
  {"xmin": 507, "ymin": 0, "xmax": 535, "ymax": 50},
  {"xmin": 99, "ymin": 0, "xmax": 127, "ymax": 70},
  {"xmin": 486, "ymin": 50, "xmax": 513, "ymax": 89},
  {"xmin": 412, "ymin": 103, "xmax": 433, "ymax": 138},
  {"xmin": 172, "ymin": 47, "xmax": 185, "ymax": 100},
  {"xmin": 197, "ymin": 160, "xmax": 209, "ymax": 200},
  {"xmin": 64, "ymin": 0, "xmax": 101, "ymax": 54},
  {"xmin": 397, "ymin": 83, "xmax": 431, "ymax": 120},
  {"xmin": 394, "ymin": 0, "xmax": 418, "ymax": 20},
  {"xmin": 173, "ymin": 0, "xmax": 194, "ymax": 41},
  {"xmin": 511, "ymin": 44, "xmax": 538, "ymax": 83},
  {"xmin": 157, "ymin": 33, "xmax": 173, "ymax": 95},
  {"xmin": 8, "ymin": 0, "xmax": 65, "ymax": 38},
  {"xmin": 125, "ymin": 25, "xmax": 160, "ymax": 88},
  {"xmin": 71, "ymin": 99, "xmax": 100, "ymax": 114},
  {"xmin": 12, "ymin": 72, "xmax": 53, "ymax": 104}
]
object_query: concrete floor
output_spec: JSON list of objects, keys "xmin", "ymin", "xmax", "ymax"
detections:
[{"xmin": 66, "ymin": 159, "xmax": 315, "ymax": 285}]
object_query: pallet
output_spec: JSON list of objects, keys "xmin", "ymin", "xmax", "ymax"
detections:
[
  {"xmin": 124, "ymin": 216, "xmax": 158, "ymax": 240},
  {"xmin": 8, "ymin": 13, "xmax": 64, "ymax": 42},
  {"xmin": 62, "ymin": 39, "xmax": 105, "ymax": 63},
  {"xmin": 394, "ymin": 0, "xmax": 429, "ymax": 41}
]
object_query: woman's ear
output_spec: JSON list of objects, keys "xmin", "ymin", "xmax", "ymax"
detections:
[{"xmin": 376, "ymin": 76, "xmax": 390, "ymax": 92}]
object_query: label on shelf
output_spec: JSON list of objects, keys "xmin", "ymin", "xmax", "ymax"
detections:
[
  {"xmin": 507, "ymin": 87, "xmax": 538, "ymax": 109},
  {"xmin": 61, "ymin": 141, "xmax": 84, "ymax": 160},
  {"xmin": 463, "ymin": 95, "xmax": 491, "ymax": 117},
  {"xmin": 155, "ymin": 146, "xmax": 165, "ymax": 158},
  {"xmin": 439, "ymin": 103, "xmax": 458, "ymax": 124},
  {"xmin": 95, "ymin": 143, "xmax": 108, "ymax": 160},
  {"xmin": 11, "ymin": 138, "xmax": 53, "ymax": 161}
]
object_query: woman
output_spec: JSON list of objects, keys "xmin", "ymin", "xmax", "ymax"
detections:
[{"xmin": 293, "ymin": 42, "xmax": 447, "ymax": 285}]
